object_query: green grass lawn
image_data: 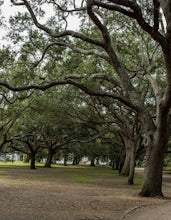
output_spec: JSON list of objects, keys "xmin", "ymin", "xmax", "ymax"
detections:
[
  {"xmin": 0, "ymin": 163, "xmax": 148, "ymax": 220},
  {"xmin": 0, "ymin": 161, "xmax": 44, "ymax": 167},
  {"xmin": 0, "ymin": 162, "xmax": 143, "ymax": 188}
]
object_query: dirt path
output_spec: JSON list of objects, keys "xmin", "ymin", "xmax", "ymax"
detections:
[
  {"xmin": 122, "ymin": 201, "xmax": 171, "ymax": 220},
  {"xmin": 122, "ymin": 170, "xmax": 171, "ymax": 220},
  {"xmin": 0, "ymin": 166, "xmax": 170, "ymax": 220},
  {"xmin": 0, "ymin": 165, "xmax": 141, "ymax": 220}
]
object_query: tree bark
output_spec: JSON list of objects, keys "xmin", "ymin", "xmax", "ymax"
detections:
[
  {"xmin": 30, "ymin": 153, "xmax": 36, "ymax": 169},
  {"xmin": 128, "ymin": 145, "xmax": 136, "ymax": 185},
  {"xmin": 120, "ymin": 138, "xmax": 134, "ymax": 176},
  {"xmin": 140, "ymin": 112, "xmax": 169, "ymax": 197},
  {"xmin": 120, "ymin": 151, "xmax": 130, "ymax": 175},
  {"xmin": 45, "ymin": 148, "xmax": 54, "ymax": 168},
  {"xmin": 140, "ymin": 144, "xmax": 165, "ymax": 197},
  {"xmin": 119, "ymin": 150, "xmax": 125, "ymax": 174}
]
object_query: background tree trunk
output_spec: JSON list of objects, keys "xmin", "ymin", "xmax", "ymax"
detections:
[
  {"xmin": 23, "ymin": 154, "xmax": 30, "ymax": 163},
  {"xmin": 90, "ymin": 159, "xmax": 95, "ymax": 167},
  {"xmin": 119, "ymin": 150, "xmax": 126, "ymax": 174},
  {"xmin": 64, "ymin": 154, "xmax": 67, "ymax": 166},
  {"xmin": 120, "ymin": 152, "xmax": 130, "ymax": 175},
  {"xmin": 128, "ymin": 145, "xmax": 136, "ymax": 185},
  {"xmin": 30, "ymin": 153, "xmax": 36, "ymax": 169},
  {"xmin": 120, "ymin": 138, "xmax": 134, "ymax": 176},
  {"xmin": 45, "ymin": 149, "xmax": 54, "ymax": 168}
]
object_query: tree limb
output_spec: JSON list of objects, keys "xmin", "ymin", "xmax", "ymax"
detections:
[
  {"xmin": 0, "ymin": 77, "xmax": 140, "ymax": 111},
  {"xmin": 11, "ymin": 0, "xmax": 104, "ymax": 48},
  {"xmin": 88, "ymin": 1, "xmax": 136, "ymax": 19},
  {"xmin": 10, "ymin": 0, "xmax": 24, "ymax": 6},
  {"xmin": 33, "ymin": 42, "xmax": 110, "ymax": 68},
  {"xmin": 153, "ymin": 0, "xmax": 160, "ymax": 33},
  {"xmin": 91, "ymin": 0, "xmax": 165, "ymax": 47}
]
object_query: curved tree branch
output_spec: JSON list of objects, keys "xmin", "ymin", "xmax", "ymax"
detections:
[
  {"xmin": 11, "ymin": 0, "xmax": 105, "ymax": 48},
  {"xmin": 153, "ymin": 0, "xmax": 160, "ymax": 33},
  {"xmin": 88, "ymin": 0, "xmax": 136, "ymax": 19},
  {"xmin": 0, "ymin": 77, "xmax": 140, "ymax": 111},
  {"xmin": 88, "ymin": 0, "xmax": 165, "ymax": 47},
  {"xmin": 11, "ymin": 0, "xmax": 24, "ymax": 6},
  {"xmin": 33, "ymin": 42, "xmax": 110, "ymax": 68},
  {"xmin": 87, "ymin": 0, "xmax": 111, "ymax": 47}
]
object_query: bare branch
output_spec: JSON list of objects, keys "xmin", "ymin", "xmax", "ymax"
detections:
[
  {"xmin": 160, "ymin": 0, "xmax": 171, "ymax": 26},
  {"xmin": 87, "ymin": 0, "xmax": 111, "ymax": 46},
  {"xmin": 90, "ymin": 0, "xmax": 165, "ymax": 47},
  {"xmin": 153, "ymin": 0, "xmax": 160, "ymax": 33},
  {"xmin": 145, "ymin": 72, "xmax": 162, "ymax": 104},
  {"xmin": 54, "ymin": 1, "xmax": 86, "ymax": 13},
  {"xmin": 107, "ymin": 0, "xmax": 130, "ymax": 7},
  {"xmin": 89, "ymin": 1, "xmax": 136, "ymax": 19},
  {"xmin": 128, "ymin": 1, "xmax": 165, "ymax": 47},
  {"xmin": 33, "ymin": 42, "xmax": 110, "ymax": 68},
  {"xmin": 0, "ymin": 91, "xmax": 34, "ymax": 104},
  {"xmin": 11, "ymin": 0, "xmax": 104, "ymax": 48},
  {"xmin": 11, "ymin": 0, "xmax": 24, "ymax": 6},
  {"xmin": 0, "ymin": 77, "xmax": 140, "ymax": 111},
  {"xmin": 4, "ymin": 105, "xmax": 29, "ymax": 135}
]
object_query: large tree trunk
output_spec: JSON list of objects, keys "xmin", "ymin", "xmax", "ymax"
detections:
[
  {"xmin": 45, "ymin": 148, "xmax": 54, "ymax": 168},
  {"xmin": 140, "ymin": 112, "xmax": 169, "ymax": 197},
  {"xmin": 140, "ymin": 143, "xmax": 165, "ymax": 197},
  {"xmin": 120, "ymin": 151, "xmax": 130, "ymax": 175},
  {"xmin": 120, "ymin": 138, "xmax": 134, "ymax": 176},
  {"xmin": 139, "ymin": 12, "xmax": 171, "ymax": 196}
]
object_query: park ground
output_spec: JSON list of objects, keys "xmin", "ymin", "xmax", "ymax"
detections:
[{"xmin": 0, "ymin": 164, "xmax": 171, "ymax": 219}]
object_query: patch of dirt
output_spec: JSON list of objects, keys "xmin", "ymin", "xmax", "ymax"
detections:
[
  {"xmin": 0, "ymin": 166, "xmax": 170, "ymax": 220},
  {"xmin": 123, "ymin": 201, "xmax": 171, "ymax": 220}
]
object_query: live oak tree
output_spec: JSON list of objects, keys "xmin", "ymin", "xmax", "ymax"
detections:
[
  {"xmin": 60, "ymin": 87, "xmax": 122, "ymax": 168},
  {"xmin": 8, "ymin": 94, "xmax": 46, "ymax": 169},
  {"xmin": 40, "ymin": 87, "xmax": 103, "ymax": 167},
  {"xmin": 0, "ymin": 59, "xmax": 32, "ymax": 151},
  {"xmin": 101, "ymin": 98, "xmax": 143, "ymax": 184},
  {"xmin": 10, "ymin": 86, "xmax": 102, "ymax": 168},
  {"xmin": 9, "ymin": 89, "xmax": 77, "ymax": 168},
  {"xmin": 1, "ymin": 0, "xmax": 171, "ymax": 197}
]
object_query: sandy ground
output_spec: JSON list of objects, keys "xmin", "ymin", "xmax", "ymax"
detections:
[
  {"xmin": 122, "ymin": 171, "xmax": 171, "ymax": 220},
  {"xmin": 123, "ymin": 202, "xmax": 171, "ymax": 220},
  {"xmin": 0, "ymin": 166, "xmax": 170, "ymax": 220}
]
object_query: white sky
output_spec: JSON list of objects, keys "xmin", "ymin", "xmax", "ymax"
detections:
[
  {"xmin": 1, "ymin": 0, "xmax": 20, "ymax": 16},
  {"xmin": 0, "ymin": 0, "xmax": 80, "ymax": 46}
]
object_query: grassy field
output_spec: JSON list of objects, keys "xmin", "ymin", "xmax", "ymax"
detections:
[
  {"xmin": 0, "ymin": 161, "xmax": 143, "ymax": 185},
  {"xmin": 0, "ymin": 163, "xmax": 168, "ymax": 220}
]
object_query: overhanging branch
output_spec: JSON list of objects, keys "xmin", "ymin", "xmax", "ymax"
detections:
[
  {"xmin": 0, "ymin": 77, "xmax": 140, "ymax": 111},
  {"xmin": 33, "ymin": 42, "xmax": 110, "ymax": 68}
]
